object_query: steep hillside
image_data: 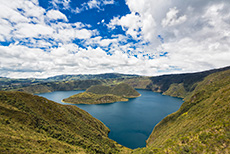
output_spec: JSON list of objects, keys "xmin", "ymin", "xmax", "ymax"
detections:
[
  {"xmin": 0, "ymin": 91, "xmax": 129, "ymax": 153},
  {"xmin": 148, "ymin": 66, "xmax": 230, "ymax": 99},
  {"xmin": 134, "ymin": 69, "xmax": 230, "ymax": 153}
]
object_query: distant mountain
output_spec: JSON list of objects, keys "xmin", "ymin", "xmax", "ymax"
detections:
[
  {"xmin": 62, "ymin": 83, "xmax": 140, "ymax": 104},
  {"xmin": 0, "ymin": 91, "xmax": 129, "ymax": 153},
  {"xmin": 0, "ymin": 73, "xmax": 139, "ymax": 91},
  {"xmin": 16, "ymin": 80, "xmax": 103, "ymax": 94},
  {"xmin": 46, "ymin": 73, "xmax": 139, "ymax": 82},
  {"xmin": 147, "ymin": 66, "xmax": 230, "ymax": 99}
]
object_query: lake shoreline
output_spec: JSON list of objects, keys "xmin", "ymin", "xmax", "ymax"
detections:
[{"xmin": 37, "ymin": 90, "xmax": 183, "ymax": 149}]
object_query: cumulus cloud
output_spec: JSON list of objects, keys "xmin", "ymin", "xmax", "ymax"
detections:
[
  {"xmin": 51, "ymin": 0, "xmax": 71, "ymax": 10},
  {"xmin": 74, "ymin": 0, "xmax": 115, "ymax": 14},
  {"xmin": 107, "ymin": 0, "xmax": 230, "ymax": 73},
  {"xmin": 161, "ymin": 7, "xmax": 187, "ymax": 27},
  {"xmin": 107, "ymin": 12, "xmax": 142, "ymax": 39},
  {"xmin": 0, "ymin": 0, "xmax": 97, "ymax": 44},
  {"xmin": 46, "ymin": 10, "xmax": 68, "ymax": 21},
  {"xmin": 0, "ymin": 0, "xmax": 230, "ymax": 78}
]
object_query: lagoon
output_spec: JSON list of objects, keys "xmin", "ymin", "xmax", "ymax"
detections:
[{"xmin": 37, "ymin": 90, "xmax": 183, "ymax": 149}]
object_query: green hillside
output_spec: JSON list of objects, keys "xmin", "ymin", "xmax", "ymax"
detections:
[
  {"xmin": 148, "ymin": 66, "xmax": 230, "ymax": 99},
  {"xmin": 1, "ymin": 67, "xmax": 230, "ymax": 153},
  {"xmin": 16, "ymin": 80, "xmax": 103, "ymax": 94},
  {"xmin": 63, "ymin": 83, "xmax": 140, "ymax": 104},
  {"xmin": 0, "ymin": 91, "xmax": 129, "ymax": 154},
  {"xmin": 0, "ymin": 73, "xmax": 138, "ymax": 92},
  {"xmin": 86, "ymin": 83, "xmax": 141, "ymax": 98},
  {"xmin": 133, "ymin": 69, "xmax": 230, "ymax": 153},
  {"xmin": 62, "ymin": 92, "xmax": 128, "ymax": 104}
]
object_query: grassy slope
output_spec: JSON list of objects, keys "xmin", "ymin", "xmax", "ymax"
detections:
[
  {"xmin": 87, "ymin": 83, "xmax": 141, "ymax": 98},
  {"xmin": 0, "ymin": 91, "xmax": 130, "ymax": 154},
  {"xmin": 133, "ymin": 69, "xmax": 230, "ymax": 153},
  {"xmin": 109, "ymin": 83, "xmax": 141, "ymax": 98},
  {"xmin": 2, "ymin": 67, "xmax": 230, "ymax": 153},
  {"xmin": 62, "ymin": 92, "xmax": 128, "ymax": 104},
  {"xmin": 63, "ymin": 83, "xmax": 140, "ymax": 104},
  {"xmin": 148, "ymin": 66, "xmax": 230, "ymax": 99}
]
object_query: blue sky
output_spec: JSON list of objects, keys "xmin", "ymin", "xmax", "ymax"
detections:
[{"xmin": 0, "ymin": 0, "xmax": 230, "ymax": 78}]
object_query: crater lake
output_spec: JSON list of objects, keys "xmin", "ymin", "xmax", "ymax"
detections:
[{"xmin": 37, "ymin": 90, "xmax": 183, "ymax": 149}]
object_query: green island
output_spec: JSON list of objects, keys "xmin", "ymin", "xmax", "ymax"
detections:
[
  {"xmin": 0, "ymin": 66, "xmax": 230, "ymax": 153},
  {"xmin": 62, "ymin": 83, "xmax": 141, "ymax": 104}
]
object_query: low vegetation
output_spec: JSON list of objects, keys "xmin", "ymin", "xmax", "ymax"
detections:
[
  {"xmin": 1, "ymin": 66, "xmax": 230, "ymax": 153},
  {"xmin": 0, "ymin": 91, "xmax": 130, "ymax": 153},
  {"xmin": 86, "ymin": 83, "xmax": 141, "ymax": 98},
  {"xmin": 148, "ymin": 66, "xmax": 230, "ymax": 99},
  {"xmin": 136, "ymin": 69, "xmax": 230, "ymax": 153},
  {"xmin": 63, "ymin": 92, "xmax": 128, "ymax": 104},
  {"xmin": 16, "ymin": 80, "xmax": 103, "ymax": 94},
  {"xmin": 63, "ymin": 83, "xmax": 140, "ymax": 104},
  {"xmin": 0, "ymin": 73, "xmax": 140, "ymax": 92}
]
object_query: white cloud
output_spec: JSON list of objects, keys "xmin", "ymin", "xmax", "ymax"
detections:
[
  {"xmin": 106, "ymin": 0, "xmax": 230, "ymax": 73},
  {"xmin": 107, "ymin": 12, "xmax": 142, "ymax": 39},
  {"xmin": 87, "ymin": 0, "xmax": 100, "ymax": 9},
  {"xmin": 1, "ymin": 0, "xmax": 230, "ymax": 78},
  {"xmin": 46, "ymin": 10, "xmax": 68, "ymax": 21},
  {"xmin": 13, "ymin": 23, "xmax": 54, "ymax": 38},
  {"xmin": 0, "ymin": 0, "xmax": 97, "ymax": 44},
  {"xmin": 161, "ymin": 7, "xmax": 187, "ymax": 27},
  {"xmin": 103, "ymin": 0, "xmax": 114, "ymax": 5},
  {"xmin": 51, "ymin": 0, "xmax": 71, "ymax": 10},
  {"xmin": 74, "ymin": 0, "xmax": 115, "ymax": 14}
]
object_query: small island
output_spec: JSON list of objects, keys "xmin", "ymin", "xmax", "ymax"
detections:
[{"xmin": 62, "ymin": 83, "xmax": 141, "ymax": 104}]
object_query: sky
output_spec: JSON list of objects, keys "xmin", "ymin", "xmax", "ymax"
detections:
[{"xmin": 0, "ymin": 0, "xmax": 230, "ymax": 78}]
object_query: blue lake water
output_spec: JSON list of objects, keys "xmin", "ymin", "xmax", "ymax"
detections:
[{"xmin": 37, "ymin": 90, "xmax": 183, "ymax": 149}]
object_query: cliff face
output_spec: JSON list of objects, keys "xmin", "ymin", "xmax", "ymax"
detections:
[
  {"xmin": 0, "ymin": 91, "xmax": 128, "ymax": 153},
  {"xmin": 133, "ymin": 69, "xmax": 230, "ymax": 153}
]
